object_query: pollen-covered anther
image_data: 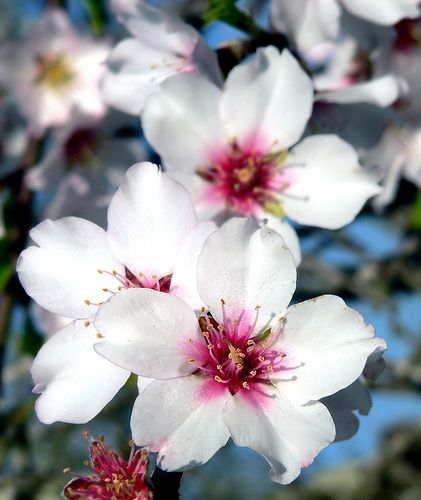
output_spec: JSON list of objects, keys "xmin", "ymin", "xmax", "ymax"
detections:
[
  {"xmin": 96, "ymin": 333, "xmax": 104, "ymax": 339},
  {"xmin": 84, "ymin": 320, "xmax": 90, "ymax": 327},
  {"xmin": 242, "ymin": 381, "xmax": 250, "ymax": 389}
]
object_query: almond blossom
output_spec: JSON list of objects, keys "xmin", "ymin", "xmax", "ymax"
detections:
[
  {"xmin": 63, "ymin": 434, "xmax": 152, "ymax": 499},
  {"xmin": 17, "ymin": 162, "xmax": 216, "ymax": 423},
  {"xmin": 93, "ymin": 218, "xmax": 386, "ymax": 484},
  {"xmin": 269, "ymin": 0, "xmax": 421, "ymax": 52},
  {"xmin": 0, "ymin": 8, "xmax": 109, "ymax": 136},
  {"xmin": 102, "ymin": 0, "xmax": 222, "ymax": 115},
  {"xmin": 313, "ymin": 38, "xmax": 405, "ymax": 107},
  {"xmin": 143, "ymin": 46, "xmax": 381, "ymax": 230}
]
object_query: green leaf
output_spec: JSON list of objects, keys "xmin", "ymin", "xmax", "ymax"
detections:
[
  {"xmin": 410, "ymin": 189, "xmax": 421, "ymax": 229},
  {"xmin": 203, "ymin": 0, "xmax": 258, "ymax": 33},
  {"xmin": 20, "ymin": 315, "xmax": 44, "ymax": 357},
  {"xmin": 83, "ymin": 0, "xmax": 107, "ymax": 36}
]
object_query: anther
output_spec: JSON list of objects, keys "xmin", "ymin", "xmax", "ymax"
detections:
[
  {"xmin": 247, "ymin": 339, "xmax": 255, "ymax": 346},
  {"xmin": 250, "ymin": 370, "xmax": 257, "ymax": 376},
  {"xmin": 96, "ymin": 333, "xmax": 104, "ymax": 339},
  {"xmin": 220, "ymin": 298, "xmax": 226, "ymax": 305},
  {"xmin": 186, "ymin": 338, "xmax": 193, "ymax": 343},
  {"xmin": 83, "ymin": 460, "xmax": 90, "ymax": 466},
  {"xmin": 207, "ymin": 344, "xmax": 214, "ymax": 350},
  {"xmin": 236, "ymin": 363, "xmax": 243, "ymax": 370},
  {"xmin": 258, "ymin": 356, "xmax": 265, "ymax": 362},
  {"xmin": 102, "ymin": 288, "xmax": 109, "ymax": 292},
  {"xmin": 188, "ymin": 358, "xmax": 195, "ymax": 363},
  {"xmin": 242, "ymin": 381, "xmax": 250, "ymax": 389},
  {"xmin": 84, "ymin": 299, "xmax": 91, "ymax": 305},
  {"xmin": 97, "ymin": 269, "xmax": 103, "ymax": 274},
  {"xmin": 214, "ymin": 375, "xmax": 223, "ymax": 383},
  {"xmin": 63, "ymin": 467, "xmax": 71, "ymax": 473},
  {"xmin": 84, "ymin": 320, "xmax": 90, "ymax": 327}
]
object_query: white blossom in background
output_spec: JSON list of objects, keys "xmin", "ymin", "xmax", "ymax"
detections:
[
  {"xmin": 364, "ymin": 126, "xmax": 421, "ymax": 209},
  {"xmin": 103, "ymin": 0, "xmax": 222, "ymax": 115},
  {"xmin": 25, "ymin": 111, "xmax": 148, "ymax": 227},
  {"xmin": 0, "ymin": 8, "xmax": 109, "ymax": 137},
  {"xmin": 93, "ymin": 217, "xmax": 386, "ymax": 484},
  {"xmin": 313, "ymin": 38, "xmax": 405, "ymax": 107},
  {"xmin": 17, "ymin": 163, "xmax": 217, "ymax": 423},
  {"xmin": 361, "ymin": 20, "xmax": 421, "ymax": 208},
  {"xmin": 269, "ymin": 0, "xmax": 421, "ymax": 51},
  {"xmin": 143, "ymin": 46, "xmax": 381, "ymax": 231}
]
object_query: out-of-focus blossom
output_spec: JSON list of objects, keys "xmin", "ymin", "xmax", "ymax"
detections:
[
  {"xmin": 18, "ymin": 163, "xmax": 217, "ymax": 423},
  {"xmin": 63, "ymin": 434, "xmax": 152, "ymax": 499},
  {"xmin": 313, "ymin": 38, "xmax": 405, "ymax": 107},
  {"xmin": 103, "ymin": 0, "xmax": 221, "ymax": 115},
  {"xmin": 93, "ymin": 217, "xmax": 386, "ymax": 484},
  {"xmin": 269, "ymin": 0, "xmax": 420, "ymax": 51},
  {"xmin": 364, "ymin": 126, "xmax": 421, "ymax": 208},
  {"xmin": 143, "ymin": 46, "xmax": 381, "ymax": 230},
  {"xmin": 0, "ymin": 8, "xmax": 109, "ymax": 137},
  {"xmin": 25, "ymin": 112, "xmax": 148, "ymax": 227}
]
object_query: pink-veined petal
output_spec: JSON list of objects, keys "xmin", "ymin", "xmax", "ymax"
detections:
[{"xmin": 131, "ymin": 376, "xmax": 230, "ymax": 470}]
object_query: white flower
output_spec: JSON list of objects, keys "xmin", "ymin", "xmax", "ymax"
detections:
[
  {"xmin": 269, "ymin": 0, "xmax": 420, "ymax": 51},
  {"xmin": 0, "ymin": 8, "xmax": 109, "ymax": 136},
  {"xmin": 102, "ymin": 0, "xmax": 221, "ymax": 115},
  {"xmin": 17, "ymin": 162, "xmax": 216, "ymax": 423},
  {"xmin": 143, "ymin": 46, "xmax": 381, "ymax": 230},
  {"xmin": 313, "ymin": 38, "xmax": 405, "ymax": 107},
  {"xmin": 93, "ymin": 217, "xmax": 386, "ymax": 484},
  {"xmin": 364, "ymin": 125, "xmax": 421, "ymax": 208}
]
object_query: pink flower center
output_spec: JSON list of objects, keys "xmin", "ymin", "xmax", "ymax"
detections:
[
  {"xmin": 189, "ymin": 301, "xmax": 288, "ymax": 396},
  {"xmin": 197, "ymin": 141, "xmax": 293, "ymax": 217},
  {"xmin": 84, "ymin": 268, "xmax": 172, "ymax": 308},
  {"xmin": 63, "ymin": 434, "xmax": 152, "ymax": 499}
]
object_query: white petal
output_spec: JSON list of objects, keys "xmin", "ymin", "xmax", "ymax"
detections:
[
  {"xmin": 322, "ymin": 380, "xmax": 372, "ymax": 442},
  {"xmin": 32, "ymin": 321, "xmax": 130, "ymax": 424},
  {"xmin": 170, "ymin": 221, "xmax": 217, "ymax": 311},
  {"xmin": 264, "ymin": 217, "xmax": 302, "ymax": 266},
  {"xmin": 341, "ymin": 0, "xmax": 420, "ymax": 25},
  {"xmin": 168, "ymin": 169, "xmax": 226, "ymax": 220},
  {"xmin": 270, "ymin": 0, "xmax": 341, "ymax": 51},
  {"xmin": 223, "ymin": 389, "xmax": 335, "ymax": 484},
  {"xmin": 102, "ymin": 39, "xmax": 185, "ymax": 116},
  {"xmin": 142, "ymin": 73, "xmax": 224, "ymax": 171},
  {"xmin": 17, "ymin": 217, "xmax": 124, "ymax": 319},
  {"xmin": 316, "ymin": 75, "xmax": 404, "ymax": 107},
  {"xmin": 118, "ymin": 0, "xmax": 198, "ymax": 56},
  {"xmin": 281, "ymin": 135, "xmax": 382, "ymax": 229},
  {"xmin": 107, "ymin": 162, "xmax": 197, "ymax": 278},
  {"xmin": 94, "ymin": 288, "xmax": 202, "ymax": 378},
  {"xmin": 275, "ymin": 295, "xmax": 387, "ymax": 404},
  {"xmin": 131, "ymin": 376, "xmax": 230, "ymax": 470},
  {"xmin": 197, "ymin": 218, "xmax": 296, "ymax": 331},
  {"xmin": 221, "ymin": 47, "xmax": 313, "ymax": 150}
]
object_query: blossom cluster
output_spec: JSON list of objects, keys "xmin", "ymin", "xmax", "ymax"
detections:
[{"xmin": 4, "ymin": 0, "xmax": 420, "ymax": 494}]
